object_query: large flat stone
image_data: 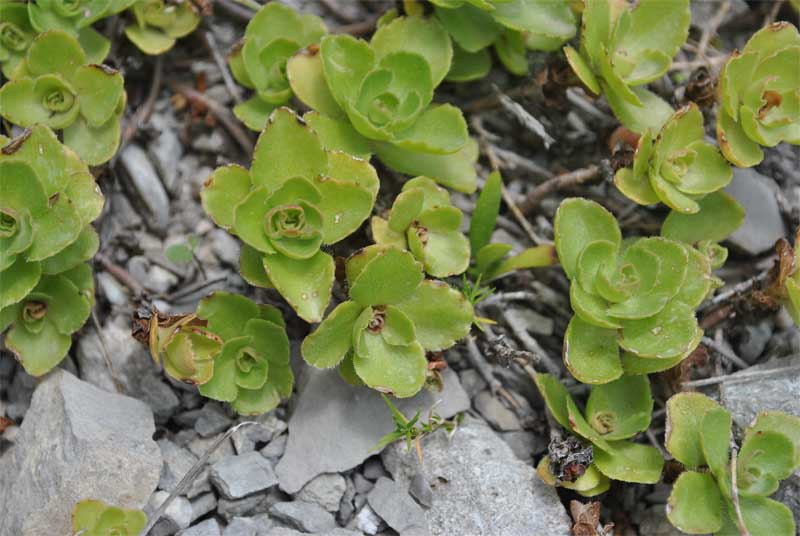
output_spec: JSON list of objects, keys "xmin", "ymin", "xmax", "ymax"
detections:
[
  {"xmin": 0, "ymin": 370, "xmax": 161, "ymax": 536},
  {"xmin": 725, "ymin": 168, "xmax": 785, "ymax": 255},
  {"xmin": 276, "ymin": 367, "xmax": 469, "ymax": 493},
  {"xmin": 721, "ymin": 357, "xmax": 800, "ymax": 428}
]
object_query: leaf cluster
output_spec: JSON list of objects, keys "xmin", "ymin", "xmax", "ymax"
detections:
[
  {"xmin": 124, "ymin": 0, "xmax": 201, "ymax": 55},
  {"xmin": 72, "ymin": 499, "xmax": 146, "ymax": 536},
  {"xmin": 373, "ymin": 393, "xmax": 460, "ymax": 459}
]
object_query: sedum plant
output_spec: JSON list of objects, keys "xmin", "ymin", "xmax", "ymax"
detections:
[
  {"xmin": 665, "ymin": 393, "xmax": 799, "ymax": 535},
  {"xmin": 202, "ymin": 107, "xmax": 379, "ymax": 322},
  {"xmin": 287, "ymin": 13, "xmax": 478, "ymax": 193},
  {"xmin": 302, "ymin": 244, "xmax": 474, "ymax": 398},
  {"xmin": 716, "ymin": 22, "xmax": 800, "ymax": 168},
  {"xmin": 0, "ymin": 30, "xmax": 126, "ymax": 165},
  {"xmin": 124, "ymin": 0, "xmax": 201, "ymax": 55},
  {"xmin": 564, "ymin": 0, "xmax": 690, "ymax": 133},
  {"xmin": 0, "ymin": 2, "xmax": 36, "ymax": 78},
  {"xmin": 371, "ymin": 176, "xmax": 470, "ymax": 278},
  {"xmin": 228, "ymin": 2, "xmax": 326, "ymax": 130},
  {"xmin": 72, "ymin": 499, "xmax": 146, "ymax": 536},
  {"xmin": 535, "ymin": 373, "xmax": 664, "ymax": 495},
  {"xmin": 554, "ymin": 198, "xmax": 719, "ymax": 383},
  {"xmin": 0, "ymin": 125, "xmax": 103, "ymax": 377},
  {"xmin": 429, "ymin": 0, "xmax": 576, "ymax": 81}
]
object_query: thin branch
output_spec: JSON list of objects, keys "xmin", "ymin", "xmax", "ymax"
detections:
[
  {"xmin": 519, "ymin": 165, "xmax": 602, "ymax": 214},
  {"xmin": 95, "ymin": 252, "xmax": 144, "ymax": 299},
  {"xmin": 683, "ymin": 363, "xmax": 800, "ymax": 388},
  {"xmin": 90, "ymin": 311, "xmax": 124, "ymax": 394},
  {"xmin": 697, "ymin": 271, "xmax": 770, "ymax": 313},
  {"xmin": 463, "ymin": 83, "xmax": 540, "ymax": 114},
  {"xmin": 333, "ymin": 15, "xmax": 379, "ymax": 36},
  {"xmin": 213, "ymin": 0, "xmax": 254, "ymax": 22},
  {"xmin": 493, "ymin": 85, "xmax": 555, "ymax": 149},
  {"xmin": 172, "ymin": 84, "xmax": 254, "ymax": 154},
  {"xmin": 701, "ymin": 336, "xmax": 749, "ymax": 370},
  {"xmin": 203, "ymin": 29, "xmax": 242, "ymax": 104},
  {"xmin": 696, "ymin": 0, "xmax": 731, "ymax": 60},
  {"xmin": 114, "ymin": 56, "xmax": 163, "ymax": 166},
  {"xmin": 465, "ymin": 335, "xmax": 505, "ymax": 397}
]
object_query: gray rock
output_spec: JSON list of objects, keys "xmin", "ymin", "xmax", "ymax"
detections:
[
  {"xmin": 297, "ymin": 473, "xmax": 347, "ymax": 513},
  {"xmin": 223, "ymin": 514, "xmax": 274, "ymax": 536},
  {"xmin": 367, "ymin": 477, "xmax": 429, "ymax": 535},
  {"xmin": 277, "ymin": 367, "xmax": 469, "ymax": 493},
  {"xmin": 774, "ymin": 473, "xmax": 800, "ymax": 530},
  {"xmin": 722, "ymin": 357, "xmax": 800, "ymax": 428},
  {"xmin": 232, "ymin": 415, "xmax": 287, "ymax": 454},
  {"xmin": 179, "ymin": 518, "xmax": 222, "ymax": 536},
  {"xmin": 408, "ymin": 474, "xmax": 432, "ymax": 509},
  {"xmin": 261, "ymin": 434, "xmax": 288, "ymax": 461},
  {"xmin": 210, "ymin": 228, "xmax": 241, "ymax": 266},
  {"xmin": 636, "ymin": 506, "xmax": 684, "ymax": 536},
  {"xmin": 725, "ymin": 168, "xmax": 786, "ymax": 255},
  {"xmin": 147, "ymin": 264, "xmax": 179, "ymax": 294},
  {"xmin": 458, "ymin": 368, "xmax": 487, "ymax": 399},
  {"xmin": 96, "ymin": 271, "xmax": 130, "ymax": 305},
  {"xmin": 196, "ymin": 402, "xmax": 233, "ymax": 437},
  {"xmin": 474, "ymin": 390, "xmax": 522, "ymax": 431},
  {"xmin": 146, "ymin": 490, "xmax": 193, "ymax": 536},
  {"xmin": 0, "ymin": 370, "xmax": 161, "ymax": 536},
  {"xmin": 362, "ymin": 458, "xmax": 388, "ymax": 481},
  {"xmin": 266, "ymin": 529, "xmax": 362, "ymax": 536},
  {"xmin": 119, "ymin": 143, "xmax": 171, "ymax": 232},
  {"xmin": 189, "ymin": 433, "xmax": 236, "ymax": 465},
  {"xmin": 158, "ymin": 438, "xmax": 211, "ymax": 497},
  {"xmin": 210, "ymin": 452, "xmax": 279, "ymax": 499},
  {"xmin": 736, "ymin": 320, "xmax": 773, "ymax": 364},
  {"xmin": 269, "ymin": 500, "xmax": 338, "ymax": 533},
  {"xmin": 353, "ymin": 473, "xmax": 373, "ymax": 495},
  {"xmin": 217, "ymin": 491, "xmax": 278, "ymax": 521},
  {"xmin": 148, "ymin": 111, "xmax": 183, "ymax": 192},
  {"xmin": 500, "ymin": 430, "xmax": 547, "ymax": 463},
  {"xmin": 506, "ymin": 307, "xmax": 554, "ymax": 336},
  {"xmin": 140, "ymin": 373, "xmax": 182, "ymax": 422},
  {"xmin": 381, "ymin": 417, "xmax": 572, "ymax": 536},
  {"xmin": 354, "ymin": 504, "xmax": 382, "ymax": 535},
  {"xmin": 190, "ymin": 492, "xmax": 217, "ymax": 522}
]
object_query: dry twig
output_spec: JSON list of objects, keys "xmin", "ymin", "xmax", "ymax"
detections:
[
  {"xmin": 172, "ymin": 84, "xmax": 255, "ymax": 154},
  {"xmin": 519, "ymin": 165, "xmax": 602, "ymax": 214}
]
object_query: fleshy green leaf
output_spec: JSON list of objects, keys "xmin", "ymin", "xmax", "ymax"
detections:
[
  {"xmin": 73, "ymin": 64, "xmax": 124, "ymax": 127},
  {"xmin": 353, "ymin": 337, "xmax": 427, "ymax": 398},
  {"xmin": 302, "ymin": 301, "xmax": 362, "ymax": 368},
  {"xmin": 585, "ymin": 375, "xmax": 652, "ymax": 440},
  {"xmin": 532, "ymin": 372, "xmax": 572, "ymax": 430},
  {"xmin": 394, "ymin": 280, "xmax": 473, "ymax": 351},
  {"xmin": 469, "ymin": 170, "xmax": 502, "ymax": 254},
  {"xmin": 666, "ymin": 471, "xmax": 723, "ymax": 534},
  {"xmin": 563, "ymin": 314, "xmax": 622, "ymax": 384},
  {"xmin": 233, "ymin": 96, "xmax": 275, "ymax": 131},
  {"xmin": 6, "ymin": 318, "xmax": 71, "ymax": 376},
  {"xmin": 196, "ymin": 291, "xmax": 259, "ymax": 341},
  {"xmin": 373, "ymin": 138, "xmax": 478, "ymax": 193},
  {"xmin": 618, "ymin": 301, "xmax": 701, "ymax": 359},
  {"xmin": 238, "ymin": 244, "xmax": 272, "ymax": 288},
  {"xmin": 446, "ymin": 43, "xmax": 491, "ymax": 82},
  {"xmin": 661, "ymin": 191, "xmax": 745, "ymax": 244},
  {"xmin": 665, "ymin": 392, "xmax": 723, "ymax": 468},
  {"xmin": 202, "ymin": 164, "xmax": 252, "ymax": 229},
  {"xmin": 63, "ymin": 114, "xmax": 121, "ymax": 166},
  {"xmin": 304, "ymin": 112, "xmax": 371, "ymax": 159},
  {"xmin": 603, "ymin": 84, "xmax": 674, "ymax": 134},
  {"xmin": 434, "ymin": 3, "xmax": 499, "ymax": 53},
  {"xmin": 554, "ymin": 198, "xmax": 621, "ymax": 280},
  {"xmin": 349, "ymin": 247, "xmax": 423, "ymax": 307},
  {"xmin": 0, "ymin": 257, "xmax": 42, "ymax": 309},
  {"xmin": 392, "ymin": 104, "xmax": 468, "ymax": 155},
  {"xmin": 593, "ymin": 440, "xmax": 664, "ymax": 484},
  {"xmin": 371, "ymin": 15, "xmax": 452, "ymax": 86},
  {"xmin": 287, "ymin": 49, "xmax": 345, "ymax": 119},
  {"xmin": 263, "ymin": 250, "xmax": 334, "ymax": 323},
  {"xmin": 701, "ymin": 407, "xmax": 732, "ymax": 479}
]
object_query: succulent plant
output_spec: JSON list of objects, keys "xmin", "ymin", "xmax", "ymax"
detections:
[
  {"xmin": 371, "ymin": 176, "xmax": 470, "ymax": 278},
  {"xmin": 72, "ymin": 499, "xmax": 146, "ymax": 536},
  {"xmin": 147, "ymin": 312, "xmax": 222, "ymax": 384},
  {"xmin": 430, "ymin": 0, "xmax": 576, "ymax": 81},
  {"xmin": 0, "ymin": 2, "xmax": 36, "ymax": 78},
  {"xmin": 716, "ymin": 22, "xmax": 800, "ymax": 168},
  {"xmin": 228, "ymin": 1, "xmax": 326, "ymax": 130},
  {"xmin": 665, "ymin": 392, "xmax": 799, "ymax": 535},
  {"xmin": 124, "ymin": 0, "xmax": 201, "ymax": 55},
  {"xmin": 0, "ymin": 126, "xmax": 103, "ymax": 376},
  {"xmin": 302, "ymin": 244, "xmax": 474, "ymax": 398},
  {"xmin": 287, "ymin": 13, "xmax": 478, "ymax": 192},
  {"xmin": 554, "ymin": 198, "xmax": 719, "ymax": 383},
  {"xmin": 202, "ymin": 107, "xmax": 378, "ymax": 322},
  {"xmin": 564, "ymin": 0, "xmax": 690, "ymax": 133},
  {"xmin": 0, "ymin": 30, "xmax": 126, "ymax": 165},
  {"xmin": 535, "ymin": 373, "xmax": 663, "ymax": 494}
]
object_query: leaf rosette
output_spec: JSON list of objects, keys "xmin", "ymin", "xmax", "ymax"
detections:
[
  {"xmin": 0, "ymin": 30, "xmax": 126, "ymax": 165},
  {"xmin": 228, "ymin": 2, "xmax": 326, "ymax": 130},
  {"xmin": 72, "ymin": 499, "xmax": 147, "ymax": 536},
  {"xmin": 147, "ymin": 313, "xmax": 222, "ymax": 385},
  {"xmin": 554, "ymin": 198, "xmax": 715, "ymax": 383},
  {"xmin": 0, "ymin": 3, "xmax": 36, "ymax": 78},
  {"xmin": 302, "ymin": 244, "xmax": 474, "ymax": 398},
  {"xmin": 124, "ymin": 0, "xmax": 201, "ymax": 56},
  {"xmin": 716, "ymin": 22, "xmax": 800, "ymax": 168},
  {"xmin": 564, "ymin": 0, "xmax": 690, "ymax": 133},
  {"xmin": 534, "ymin": 373, "xmax": 663, "ymax": 494},
  {"xmin": 371, "ymin": 176, "xmax": 470, "ymax": 278},
  {"xmin": 202, "ymin": 107, "xmax": 379, "ymax": 322}
]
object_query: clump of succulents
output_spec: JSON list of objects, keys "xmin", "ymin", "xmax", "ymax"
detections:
[
  {"xmin": 554, "ymin": 198, "xmax": 719, "ymax": 383},
  {"xmin": 535, "ymin": 373, "xmax": 663, "ymax": 495},
  {"xmin": 716, "ymin": 22, "xmax": 800, "ymax": 168},
  {"xmin": 371, "ymin": 176, "xmax": 470, "ymax": 278},
  {"xmin": 302, "ymin": 244, "xmax": 474, "ymax": 398},
  {"xmin": 287, "ymin": 12, "xmax": 478, "ymax": 192},
  {"xmin": 124, "ymin": 0, "xmax": 201, "ymax": 55},
  {"xmin": 564, "ymin": 0, "xmax": 690, "ymax": 133},
  {"xmin": 0, "ymin": 2, "xmax": 36, "ymax": 78},
  {"xmin": 665, "ymin": 393, "xmax": 800, "ymax": 535},
  {"xmin": 202, "ymin": 107, "xmax": 379, "ymax": 322},
  {"xmin": 72, "ymin": 499, "xmax": 146, "ymax": 536},
  {"xmin": 228, "ymin": 2, "xmax": 326, "ymax": 130},
  {"xmin": 0, "ymin": 126, "xmax": 103, "ymax": 377},
  {"xmin": 0, "ymin": 30, "xmax": 126, "ymax": 165},
  {"xmin": 429, "ymin": 0, "xmax": 576, "ymax": 81}
]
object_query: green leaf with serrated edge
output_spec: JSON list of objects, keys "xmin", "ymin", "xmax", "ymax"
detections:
[
  {"xmin": 446, "ymin": 44, "xmax": 491, "ymax": 82},
  {"xmin": 563, "ymin": 46, "xmax": 600, "ymax": 95},
  {"xmin": 746, "ymin": 412, "xmax": 800, "ymax": 469},
  {"xmin": 486, "ymin": 245, "xmax": 556, "ymax": 280},
  {"xmin": 651, "ymin": 173, "xmax": 700, "ymax": 214},
  {"xmin": 729, "ymin": 495, "xmax": 797, "ymax": 536},
  {"xmin": 569, "ymin": 284, "xmax": 621, "ymax": 329},
  {"xmin": 302, "ymin": 301, "xmax": 362, "ymax": 368},
  {"xmin": 394, "ymin": 279, "xmax": 473, "ymax": 351},
  {"xmin": 345, "ymin": 244, "xmax": 385, "ymax": 284},
  {"xmin": 554, "ymin": 198, "xmax": 621, "ymax": 280},
  {"xmin": 594, "ymin": 440, "xmax": 664, "ymax": 483},
  {"xmin": 661, "ymin": 191, "xmax": 745, "ymax": 244},
  {"xmin": 566, "ymin": 396, "xmax": 612, "ymax": 451},
  {"xmin": 73, "ymin": 64, "xmax": 124, "ymax": 127},
  {"xmin": 63, "ymin": 150, "xmax": 103, "ymax": 225},
  {"xmin": 78, "ymin": 26, "xmax": 111, "ymax": 64},
  {"xmin": 2, "ymin": 126, "xmax": 65, "ymax": 196},
  {"xmin": 665, "ymin": 392, "xmax": 723, "ymax": 468},
  {"xmin": 603, "ymin": 83, "xmax": 673, "ymax": 135},
  {"xmin": 232, "ymin": 382, "xmax": 280, "ymax": 415},
  {"xmin": 470, "ymin": 170, "xmax": 502, "ymax": 254},
  {"xmin": 532, "ymin": 372, "xmax": 572, "ymax": 429},
  {"xmin": 196, "ymin": 291, "xmax": 258, "ymax": 341},
  {"xmin": 349, "ymin": 247, "xmax": 423, "ymax": 307},
  {"xmin": 634, "ymin": 237, "xmax": 689, "ymax": 297},
  {"xmin": 287, "ymin": 50, "xmax": 345, "ymax": 119},
  {"xmin": 353, "ymin": 338, "xmax": 427, "ymax": 398},
  {"xmin": 493, "ymin": 0, "xmax": 576, "ymax": 40},
  {"xmin": 320, "ymin": 34, "xmax": 375, "ymax": 110},
  {"xmin": 324, "ymin": 149, "xmax": 379, "ymax": 197},
  {"xmin": 393, "ymin": 104, "xmax": 468, "ymax": 155},
  {"xmin": 314, "ymin": 177, "xmax": 373, "ymax": 245},
  {"xmin": 263, "ymin": 250, "xmax": 334, "ymax": 323},
  {"xmin": 717, "ymin": 107, "xmax": 764, "ymax": 168},
  {"xmin": 371, "ymin": 15, "xmax": 452, "ymax": 86},
  {"xmin": 0, "ymin": 256, "xmax": 41, "ymax": 309},
  {"xmin": 434, "ymin": 3, "xmax": 499, "ymax": 53},
  {"xmin": 737, "ymin": 431, "xmax": 795, "ymax": 496},
  {"xmin": 251, "ymin": 107, "xmax": 327, "ymax": 190},
  {"xmin": 26, "ymin": 194, "xmax": 82, "ymax": 262},
  {"xmin": 239, "ymin": 244, "xmax": 272, "ymax": 289},
  {"xmin": 673, "ymin": 141, "xmax": 732, "ymax": 196},
  {"xmin": 373, "ymin": 138, "xmax": 478, "ymax": 193},
  {"xmin": 671, "ymin": 246, "xmax": 712, "ymax": 309},
  {"xmin": 618, "ymin": 300, "xmax": 700, "ymax": 359},
  {"xmin": 614, "ymin": 167, "xmax": 661, "ymax": 206},
  {"xmin": 7, "ymin": 317, "xmax": 71, "ymax": 376},
  {"xmin": 700, "ymin": 407, "xmax": 732, "ymax": 480},
  {"xmin": 585, "ymin": 375, "xmax": 652, "ymax": 440},
  {"xmin": 233, "ymin": 96, "xmax": 275, "ymax": 131},
  {"xmin": 666, "ymin": 471, "xmax": 723, "ymax": 534},
  {"xmin": 338, "ymin": 353, "xmax": 364, "ymax": 386},
  {"xmin": 63, "ymin": 114, "xmax": 121, "ymax": 166},
  {"xmin": 304, "ymin": 112, "xmax": 371, "ymax": 159},
  {"xmin": 620, "ymin": 327, "xmax": 702, "ymax": 375},
  {"xmin": 563, "ymin": 315, "xmax": 622, "ymax": 384},
  {"xmin": 382, "ymin": 305, "xmax": 417, "ymax": 346},
  {"xmin": 201, "ymin": 164, "xmax": 253, "ymax": 229},
  {"xmin": 72, "ymin": 500, "xmax": 146, "ymax": 536},
  {"xmin": 198, "ymin": 337, "xmax": 242, "ymax": 403}
]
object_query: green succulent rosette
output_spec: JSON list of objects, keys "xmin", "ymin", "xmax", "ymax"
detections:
[
  {"xmin": 302, "ymin": 244, "xmax": 474, "ymax": 398},
  {"xmin": 786, "ymin": 235, "xmax": 800, "ymax": 326},
  {"xmin": 147, "ymin": 313, "xmax": 222, "ymax": 384},
  {"xmin": 228, "ymin": 2, "xmax": 326, "ymax": 130},
  {"xmin": 716, "ymin": 22, "xmax": 800, "ymax": 168},
  {"xmin": 287, "ymin": 13, "xmax": 478, "ymax": 193},
  {"xmin": 0, "ymin": 30, "xmax": 126, "ymax": 165},
  {"xmin": 72, "ymin": 500, "xmax": 147, "ymax": 536},
  {"xmin": 554, "ymin": 198, "xmax": 718, "ymax": 383},
  {"xmin": 0, "ymin": 2, "xmax": 36, "ymax": 78},
  {"xmin": 196, "ymin": 292, "xmax": 293, "ymax": 415},
  {"xmin": 564, "ymin": 0, "xmax": 690, "ymax": 133},
  {"xmin": 665, "ymin": 393, "xmax": 800, "ymax": 536},
  {"xmin": 535, "ymin": 373, "xmax": 663, "ymax": 494},
  {"xmin": 124, "ymin": 0, "xmax": 201, "ymax": 55},
  {"xmin": 201, "ymin": 107, "xmax": 379, "ymax": 322},
  {"xmin": 371, "ymin": 176, "xmax": 470, "ymax": 278},
  {"xmin": 430, "ymin": 0, "xmax": 576, "ymax": 81}
]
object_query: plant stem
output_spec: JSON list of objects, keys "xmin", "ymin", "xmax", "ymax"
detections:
[{"xmin": 683, "ymin": 363, "xmax": 800, "ymax": 388}]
